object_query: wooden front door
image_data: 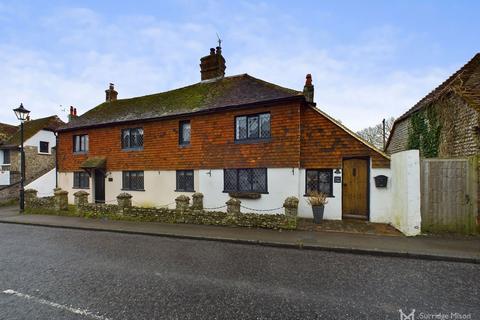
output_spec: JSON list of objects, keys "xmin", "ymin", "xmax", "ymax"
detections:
[
  {"xmin": 342, "ymin": 158, "xmax": 369, "ymax": 219},
  {"xmin": 94, "ymin": 170, "xmax": 105, "ymax": 203}
]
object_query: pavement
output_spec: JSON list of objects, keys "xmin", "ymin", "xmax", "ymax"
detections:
[
  {"xmin": 0, "ymin": 223, "xmax": 478, "ymax": 319},
  {"xmin": 0, "ymin": 206, "xmax": 478, "ymax": 264}
]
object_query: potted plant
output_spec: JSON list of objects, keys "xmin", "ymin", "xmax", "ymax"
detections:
[{"xmin": 307, "ymin": 191, "xmax": 328, "ymax": 224}]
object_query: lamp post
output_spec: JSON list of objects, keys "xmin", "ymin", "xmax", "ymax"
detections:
[{"xmin": 13, "ymin": 103, "xmax": 30, "ymax": 212}]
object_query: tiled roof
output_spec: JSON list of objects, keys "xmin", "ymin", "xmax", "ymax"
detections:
[
  {"xmin": 0, "ymin": 122, "xmax": 18, "ymax": 144},
  {"xmin": 1, "ymin": 116, "xmax": 64, "ymax": 147},
  {"xmin": 60, "ymin": 74, "xmax": 302, "ymax": 131},
  {"xmin": 396, "ymin": 53, "xmax": 480, "ymax": 122}
]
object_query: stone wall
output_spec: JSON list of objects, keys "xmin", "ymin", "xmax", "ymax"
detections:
[{"xmin": 26, "ymin": 191, "xmax": 299, "ymax": 230}]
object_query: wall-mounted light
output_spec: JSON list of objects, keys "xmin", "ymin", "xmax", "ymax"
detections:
[
  {"xmin": 206, "ymin": 170, "xmax": 212, "ymax": 177},
  {"xmin": 334, "ymin": 168, "xmax": 341, "ymax": 174}
]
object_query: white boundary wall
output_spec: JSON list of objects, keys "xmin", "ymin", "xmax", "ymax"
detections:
[
  {"xmin": 26, "ymin": 168, "xmax": 56, "ymax": 197},
  {"xmin": 390, "ymin": 150, "xmax": 421, "ymax": 236}
]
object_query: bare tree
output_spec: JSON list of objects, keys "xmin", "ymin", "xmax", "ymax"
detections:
[{"xmin": 356, "ymin": 117, "xmax": 395, "ymax": 150}]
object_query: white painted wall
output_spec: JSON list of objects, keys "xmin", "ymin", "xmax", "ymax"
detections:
[
  {"xmin": 0, "ymin": 170, "xmax": 9, "ymax": 185},
  {"xmin": 297, "ymin": 169, "xmax": 342, "ymax": 220},
  {"xmin": 26, "ymin": 168, "xmax": 56, "ymax": 196},
  {"xmin": 390, "ymin": 150, "xmax": 421, "ymax": 236},
  {"xmin": 25, "ymin": 130, "xmax": 56, "ymax": 154},
  {"xmin": 199, "ymin": 168, "xmax": 299, "ymax": 214},
  {"xmin": 58, "ymin": 172, "xmax": 93, "ymax": 204},
  {"xmin": 104, "ymin": 170, "xmax": 199, "ymax": 208},
  {"xmin": 369, "ymin": 167, "xmax": 393, "ymax": 224}
]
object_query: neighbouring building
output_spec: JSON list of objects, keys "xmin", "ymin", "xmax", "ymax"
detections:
[
  {"xmin": 386, "ymin": 53, "xmax": 480, "ymax": 157},
  {"xmin": 57, "ymin": 46, "xmax": 393, "ymax": 221},
  {"xmin": 0, "ymin": 115, "xmax": 64, "ymax": 200},
  {"xmin": 386, "ymin": 53, "xmax": 480, "ymax": 232}
]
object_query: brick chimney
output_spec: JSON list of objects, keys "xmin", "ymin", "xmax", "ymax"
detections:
[
  {"xmin": 105, "ymin": 83, "xmax": 118, "ymax": 102},
  {"xmin": 68, "ymin": 106, "xmax": 78, "ymax": 122},
  {"xmin": 200, "ymin": 46, "xmax": 226, "ymax": 81},
  {"xmin": 303, "ymin": 74, "xmax": 314, "ymax": 103}
]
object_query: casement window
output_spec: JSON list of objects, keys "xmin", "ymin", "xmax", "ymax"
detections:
[
  {"xmin": 235, "ymin": 113, "xmax": 271, "ymax": 141},
  {"xmin": 39, "ymin": 141, "xmax": 49, "ymax": 153},
  {"xmin": 3, "ymin": 150, "xmax": 10, "ymax": 164},
  {"xmin": 305, "ymin": 169, "xmax": 333, "ymax": 196},
  {"xmin": 122, "ymin": 128, "xmax": 144, "ymax": 150},
  {"xmin": 73, "ymin": 172, "xmax": 89, "ymax": 189},
  {"xmin": 122, "ymin": 171, "xmax": 144, "ymax": 191},
  {"xmin": 73, "ymin": 134, "xmax": 88, "ymax": 153},
  {"xmin": 176, "ymin": 170, "xmax": 194, "ymax": 192},
  {"xmin": 179, "ymin": 120, "xmax": 191, "ymax": 145},
  {"xmin": 223, "ymin": 168, "xmax": 268, "ymax": 193}
]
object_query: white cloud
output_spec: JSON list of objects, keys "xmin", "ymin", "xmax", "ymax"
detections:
[{"xmin": 0, "ymin": 2, "xmax": 452, "ymax": 131}]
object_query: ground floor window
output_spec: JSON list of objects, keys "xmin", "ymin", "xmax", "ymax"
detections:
[
  {"xmin": 2, "ymin": 150, "xmax": 10, "ymax": 164},
  {"xmin": 305, "ymin": 169, "xmax": 333, "ymax": 196},
  {"xmin": 223, "ymin": 168, "xmax": 268, "ymax": 193},
  {"xmin": 122, "ymin": 171, "xmax": 144, "ymax": 191},
  {"xmin": 176, "ymin": 170, "xmax": 194, "ymax": 192},
  {"xmin": 73, "ymin": 171, "xmax": 89, "ymax": 189}
]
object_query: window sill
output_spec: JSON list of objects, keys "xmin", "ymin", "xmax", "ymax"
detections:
[
  {"xmin": 121, "ymin": 188, "xmax": 145, "ymax": 192},
  {"xmin": 178, "ymin": 143, "xmax": 190, "ymax": 148},
  {"xmin": 234, "ymin": 138, "xmax": 271, "ymax": 144},
  {"xmin": 38, "ymin": 152, "xmax": 51, "ymax": 155},
  {"xmin": 304, "ymin": 194, "xmax": 335, "ymax": 198},
  {"xmin": 73, "ymin": 151, "xmax": 88, "ymax": 155},
  {"xmin": 174, "ymin": 189, "xmax": 195, "ymax": 193},
  {"xmin": 122, "ymin": 148, "xmax": 144, "ymax": 152},
  {"xmin": 223, "ymin": 190, "xmax": 269, "ymax": 195}
]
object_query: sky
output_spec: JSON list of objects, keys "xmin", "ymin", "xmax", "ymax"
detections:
[{"xmin": 0, "ymin": 0, "xmax": 478, "ymax": 131}]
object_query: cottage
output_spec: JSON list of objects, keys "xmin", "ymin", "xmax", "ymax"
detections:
[
  {"xmin": 0, "ymin": 115, "xmax": 64, "ymax": 200},
  {"xmin": 57, "ymin": 46, "xmax": 392, "ymax": 221}
]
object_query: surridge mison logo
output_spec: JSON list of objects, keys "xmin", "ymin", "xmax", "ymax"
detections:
[{"xmin": 399, "ymin": 309, "xmax": 416, "ymax": 320}]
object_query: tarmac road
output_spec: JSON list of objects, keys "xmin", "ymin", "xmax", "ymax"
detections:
[{"xmin": 0, "ymin": 223, "xmax": 478, "ymax": 319}]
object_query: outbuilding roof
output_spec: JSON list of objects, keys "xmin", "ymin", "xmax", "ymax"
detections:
[{"xmin": 60, "ymin": 74, "xmax": 301, "ymax": 131}]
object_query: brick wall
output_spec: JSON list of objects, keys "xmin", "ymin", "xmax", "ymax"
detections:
[
  {"xmin": 58, "ymin": 102, "xmax": 302, "ymax": 171},
  {"xmin": 300, "ymin": 106, "xmax": 390, "ymax": 168}
]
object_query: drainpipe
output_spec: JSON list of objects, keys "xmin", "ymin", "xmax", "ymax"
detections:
[{"xmin": 54, "ymin": 132, "xmax": 58, "ymax": 189}]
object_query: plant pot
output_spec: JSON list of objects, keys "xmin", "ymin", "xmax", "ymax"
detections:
[{"xmin": 312, "ymin": 205, "xmax": 325, "ymax": 224}]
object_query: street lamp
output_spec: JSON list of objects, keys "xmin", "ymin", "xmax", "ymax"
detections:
[{"xmin": 13, "ymin": 103, "xmax": 30, "ymax": 212}]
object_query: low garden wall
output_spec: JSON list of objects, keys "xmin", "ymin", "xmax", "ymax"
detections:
[{"xmin": 24, "ymin": 189, "xmax": 299, "ymax": 230}]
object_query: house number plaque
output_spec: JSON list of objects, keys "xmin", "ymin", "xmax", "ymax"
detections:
[{"xmin": 334, "ymin": 176, "xmax": 341, "ymax": 183}]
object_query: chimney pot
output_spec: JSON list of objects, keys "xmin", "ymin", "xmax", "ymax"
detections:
[
  {"xmin": 70, "ymin": 106, "xmax": 74, "ymax": 115},
  {"xmin": 200, "ymin": 45, "xmax": 226, "ymax": 81},
  {"xmin": 74, "ymin": 108, "xmax": 77, "ymax": 116}
]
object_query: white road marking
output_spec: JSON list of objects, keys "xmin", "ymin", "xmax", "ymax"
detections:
[{"xmin": 2, "ymin": 289, "xmax": 112, "ymax": 320}]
